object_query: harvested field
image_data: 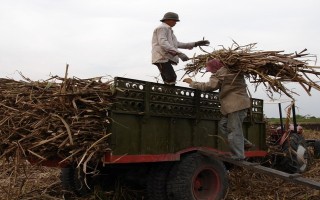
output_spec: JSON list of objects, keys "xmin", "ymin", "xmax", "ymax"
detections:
[{"xmin": 1, "ymin": 129, "xmax": 320, "ymax": 200}]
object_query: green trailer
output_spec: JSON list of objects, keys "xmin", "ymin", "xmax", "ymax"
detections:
[
  {"xmin": 60, "ymin": 77, "xmax": 318, "ymax": 200},
  {"xmin": 104, "ymin": 77, "xmax": 266, "ymax": 162}
]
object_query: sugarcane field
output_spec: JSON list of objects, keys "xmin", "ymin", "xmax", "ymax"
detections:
[{"xmin": 1, "ymin": 40, "xmax": 320, "ymax": 200}]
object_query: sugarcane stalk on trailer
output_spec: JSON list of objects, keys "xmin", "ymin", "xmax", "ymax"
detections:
[{"xmin": 184, "ymin": 41, "xmax": 320, "ymax": 99}]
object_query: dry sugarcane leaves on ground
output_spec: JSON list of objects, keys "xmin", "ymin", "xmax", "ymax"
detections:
[
  {"xmin": 226, "ymin": 162, "xmax": 320, "ymax": 200},
  {"xmin": 184, "ymin": 42, "xmax": 320, "ymax": 99},
  {"xmin": 2, "ymin": 157, "xmax": 320, "ymax": 200}
]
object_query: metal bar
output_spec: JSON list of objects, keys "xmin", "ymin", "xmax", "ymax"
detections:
[
  {"xmin": 201, "ymin": 151, "xmax": 320, "ymax": 190},
  {"xmin": 278, "ymin": 103, "xmax": 284, "ymax": 133},
  {"xmin": 194, "ymin": 90, "xmax": 201, "ymax": 121},
  {"xmin": 292, "ymin": 102, "xmax": 297, "ymax": 133},
  {"xmin": 144, "ymin": 82, "xmax": 150, "ymax": 115}
]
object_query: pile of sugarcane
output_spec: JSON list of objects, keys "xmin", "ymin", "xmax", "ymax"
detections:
[
  {"xmin": 0, "ymin": 70, "xmax": 114, "ymax": 166},
  {"xmin": 185, "ymin": 42, "xmax": 320, "ymax": 98}
]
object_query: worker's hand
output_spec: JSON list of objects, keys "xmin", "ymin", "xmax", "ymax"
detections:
[
  {"xmin": 168, "ymin": 50, "xmax": 178, "ymax": 56},
  {"xmin": 195, "ymin": 40, "xmax": 210, "ymax": 47},
  {"xmin": 178, "ymin": 53, "xmax": 189, "ymax": 61},
  {"xmin": 183, "ymin": 78, "xmax": 193, "ymax": 84}
]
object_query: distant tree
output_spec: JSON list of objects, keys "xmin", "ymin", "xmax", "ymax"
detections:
[{"xmin": 296, "ymin": 114, "xmax": 304, "ymax": 119}]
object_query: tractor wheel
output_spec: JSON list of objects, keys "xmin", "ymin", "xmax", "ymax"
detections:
[
  {"xmin": 147, "ymin": 163, "xmax": 173, "ymax": 200},
  {"xmin": 166, "ymin": 153, "xmax": 228, "ymax": 200},
  {"xmin": 60, "ymin": 166, "xmax": 93, "ymax": 197},
  {"xmin": 313, "ymin": 140, "xmax": 320, "ymax": 159},
  {"xmin": 279, "ymin": 133, "xmax": 310, "ymax": 173}
]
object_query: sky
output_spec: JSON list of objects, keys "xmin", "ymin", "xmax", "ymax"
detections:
[{"xmin": 0, "ymin": 0, "xmax": 320, "ymax": 118}]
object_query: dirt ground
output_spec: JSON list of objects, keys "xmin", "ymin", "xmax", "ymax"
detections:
[{"xmin": 1, "ymin": 130, "xmax": 320, "ymax": 200}]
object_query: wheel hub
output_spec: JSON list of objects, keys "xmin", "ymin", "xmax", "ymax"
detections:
[{"xmin": 193, "ymin": 168, "xmax": 220, "ymax": 199}]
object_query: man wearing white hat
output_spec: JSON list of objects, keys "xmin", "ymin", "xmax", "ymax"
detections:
[{"xmin": 152, "ymin": 12, "xmax": 210, "ymax": 85}]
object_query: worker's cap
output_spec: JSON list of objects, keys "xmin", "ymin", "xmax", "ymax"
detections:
[
  {"xmin": 160, "ymin": 12, "xmax": 180, "ymax": 22},
  {"xmin": 205, "ymin": 59, "xmax": 224, "ymax": 73}
]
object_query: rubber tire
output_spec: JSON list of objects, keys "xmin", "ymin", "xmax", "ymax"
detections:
[
  {"xmin": 166, "ymin": 153, "xmax": 228, "ymax": 200},
  {"xmin": 313, "ymin": 140, "xmax": 320, "ymax": 159},
  {"xmin": 147, "ymin": 163, "xmax": 173, "ymax": 200},
  {"xmin": 279, "ymin": 133, "xmax": 310, "ymax": 173},
  {"xmin": 60, "ymin": 167, "xmax": 93, "ymax": 197}
]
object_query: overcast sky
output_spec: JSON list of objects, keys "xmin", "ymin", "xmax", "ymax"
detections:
[{"xmin": 1, "ymin": 0, "xmax": 320, "ymax": 118}]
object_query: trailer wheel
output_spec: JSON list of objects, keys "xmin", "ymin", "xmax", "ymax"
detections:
[
  {"xmin": 280, "ymin": 133, "xmax": 310, "ymax": 173},
  {"xmin": 167, "ymin": 153, "xmax": 228, "ymax": 200},
  {"xmin": 147, "ymin": 163, "xmax": 172, "ymax": 200},
  {"xmin": 61, "ymin": 166, "xmax": 93, "ymax": 197},
  {"xmin": 314, "ymin": 140, "xmax": 320, "ymax": 159}
]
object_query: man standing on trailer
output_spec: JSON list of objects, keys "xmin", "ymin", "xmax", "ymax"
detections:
[
  {"xmin": 152, "ymin": 12, "xmax": 210, "ymax": 85},
  {"xmin": 183, "ymin": 59, "xmax": 253, "ymax": 160}
]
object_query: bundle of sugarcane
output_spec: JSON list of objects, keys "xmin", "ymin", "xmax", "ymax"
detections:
[
  {"xmin": 0, "ymin": 70, "xmax": 114, "ymax": 166},
  {"xmin": 184, "ymin": 42, "xmax": 320, "ymax": 98}
]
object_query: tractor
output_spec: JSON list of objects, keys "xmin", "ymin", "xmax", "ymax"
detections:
[{"xmin": 266, "ymin": 101, "xmax": 320, "ymax": 173}]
